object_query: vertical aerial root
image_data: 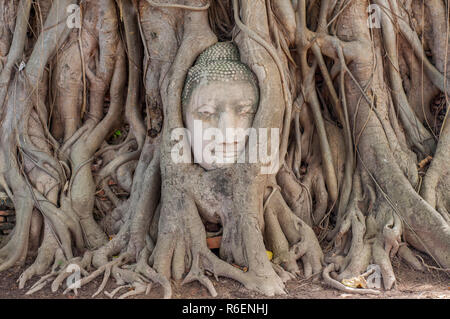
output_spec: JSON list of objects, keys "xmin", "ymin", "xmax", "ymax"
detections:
[
  {"xmin": 277, "ymin": 165, "xmax": 314, "ymax": 226},
  {"xmin": 18, "ymin": 224, "xmax": 59, "ymax": 289},
  {"xmin": 264, "ymin": 188, "xmax": 324, "ymax": 278},
  {"xmin": 327, "ymin": 208, "xmax": 372, "ymax": 282},
  {"xmin": 397, "ymin": 245, "xmax": 425, "ymax": 271},
  {"xmin": 372, "ymin": 239, "xmax": 396, "ymax": 290},
  {"xmin": 0, "ymin": 196, "xmax": 33, "ymax": 272}
]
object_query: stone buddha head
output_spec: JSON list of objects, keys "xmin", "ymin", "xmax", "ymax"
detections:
[{"xmin": 182, "ymin": 42, "xmax": 259, "ymax": 170}]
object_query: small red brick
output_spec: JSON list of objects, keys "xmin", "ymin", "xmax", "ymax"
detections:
[
  {"xmin": 0, "ymin": 222, "xmax": 14, "ymax": 230},
  {"xmin": 0, "ymin": 210, "xmax": 13, "ymax": 216}
]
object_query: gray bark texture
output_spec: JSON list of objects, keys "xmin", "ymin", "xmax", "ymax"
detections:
[{"xmin": 0, "ymin": 0, "xmax": 448, "ymax": 298}]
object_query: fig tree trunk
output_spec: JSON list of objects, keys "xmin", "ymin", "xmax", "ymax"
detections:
[{"xmin": 0, "ymin": 0, "xmax": 448, "ymax": 298}]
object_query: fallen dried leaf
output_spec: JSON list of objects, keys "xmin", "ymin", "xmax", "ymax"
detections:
[{"xmin": 342, "ymin": 275, "xmax": 368, "ymax": 289}]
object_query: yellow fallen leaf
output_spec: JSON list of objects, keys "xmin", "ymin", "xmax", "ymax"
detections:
[
  {"xmin": 266, "ymin": 250, "xmax": 273, "ymax": 261},
  {"xmin": 342, "ymin": 276, "xmax": 368, "ymax": 288}
]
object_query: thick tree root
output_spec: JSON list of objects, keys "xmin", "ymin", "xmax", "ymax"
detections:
[
  {"xmin": 322, "ymin": 264, "xmax": 380, "ymax": 295},
  {"xmin": 1, "ymin": 0, "xmax": 449, "ymax": 300}
]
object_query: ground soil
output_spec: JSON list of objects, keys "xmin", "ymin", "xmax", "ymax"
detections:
[{"xmin": 0, "ymin": 253, "xmax": 448, "ymax": 299}]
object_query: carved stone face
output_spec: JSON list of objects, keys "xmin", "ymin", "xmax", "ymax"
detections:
[{"xmin": 184, "ymin": 80, "xmax": 258, "ymax": 170}]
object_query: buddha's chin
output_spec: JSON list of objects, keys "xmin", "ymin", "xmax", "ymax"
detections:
[
  {"xmin": 196, "ymin": 153, "xmax": 242, "ymax": 170},
  {"xmin": 193, "ymin": 146, "xmax": 248, "ymax": 170},
  {"xmin": 198, "ymin": 162, "xmax": 235, "ymax": 171}
]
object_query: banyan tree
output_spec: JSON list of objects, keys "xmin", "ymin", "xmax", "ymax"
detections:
[{"xmin": 0, "ymin": 0, "xmax": 449, "ymax": 298}]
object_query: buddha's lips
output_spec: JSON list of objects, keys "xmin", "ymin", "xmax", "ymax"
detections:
[
  {"xmin": 211, "ymin": 144, "xmax": 241, "ymax": 159},
  {"xmin": 214, "ymin": 151, "xmax": 238, "ymax": 159}
]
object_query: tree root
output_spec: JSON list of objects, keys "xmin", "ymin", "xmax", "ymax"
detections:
[
  {"xmin": 1, "ymin": 0, "xmax": 449, "ymax": 300},
  {"xmin": 323, "ymin": 263, "xmax": 380, "ymax": 295}
]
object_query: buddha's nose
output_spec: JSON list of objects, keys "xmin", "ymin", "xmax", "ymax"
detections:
[{"xmin": 218, "ymin": 112, "xmax": 238, "ymax": 142}]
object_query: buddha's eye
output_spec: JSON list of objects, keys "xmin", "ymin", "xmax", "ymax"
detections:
[
  {"xmin": 198, "ymin": 111, "xmax": 213, "ymax": 117},
  {"xmin": 197, "ymin": 105, "xmax": 216, "ymax": 118},
  {"xmin": 239, "ymin": 105, "xmax": 255, "ymax": 115}
]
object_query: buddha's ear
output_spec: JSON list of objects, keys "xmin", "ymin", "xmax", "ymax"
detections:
[{"xmin": 180, "ymin": 102, "xmax": 188, "ymax": 128}]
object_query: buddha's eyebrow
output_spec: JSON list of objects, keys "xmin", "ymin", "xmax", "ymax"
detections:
[
  {"xmin": 196, "ymin": 104, "xmax": 216, "ymax": 110},
  {"xmin": 238, "ymin": 101, "xmax": 254, "ymax": 106}
]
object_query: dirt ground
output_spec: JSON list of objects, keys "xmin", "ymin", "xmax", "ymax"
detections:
[{"xmin": 0, "ymin": 253, "xmax": 448, "ymax": 299}]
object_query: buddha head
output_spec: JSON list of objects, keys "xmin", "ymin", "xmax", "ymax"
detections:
[{"xmin": 182, "ymin": 42, "xmax": 259, "ymax": 170}]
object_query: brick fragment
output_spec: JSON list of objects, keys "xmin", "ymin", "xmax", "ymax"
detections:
[
  {"xmin": 0, "ymin": 210, "xmax": 14, "ymax": 216},
  {"xmin": 0, "ymin": 222, "xmax": 14, "ymax": 230}
]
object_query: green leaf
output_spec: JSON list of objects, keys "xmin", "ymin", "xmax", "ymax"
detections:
[{"xmin": 113, "ymin": 130, "xmax": 122, "ymax": 138}]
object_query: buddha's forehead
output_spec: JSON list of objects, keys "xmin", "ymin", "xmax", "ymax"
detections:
[{"xmin": 187, "ymin": 80, "xmax": 258, "ymax": 110}]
